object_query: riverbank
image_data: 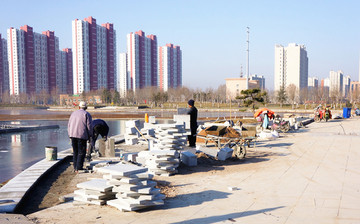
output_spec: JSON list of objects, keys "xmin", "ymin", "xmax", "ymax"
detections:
[{"xmin": 0, "ymin": 106, "xmax": 322, "ymax": 122}]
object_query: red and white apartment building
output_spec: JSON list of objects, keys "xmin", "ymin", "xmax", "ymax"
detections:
[
  {"xmin": 124, "ymin": 30, "xmax": 158, "ymax": 93},
  {"xmin": 72, "ymin": 16, "xmax": 116, "ymax": 95},
  {"xmin": 7, "ymin": 25, "xmax": 72, "ymax": 95},
  {"xmin": 158, "ymin": 43, "xmax": 182, "ymax": 91},
  {"xmin": 119, "ymin": 31, "xmax": 182, "ymax": 96}
]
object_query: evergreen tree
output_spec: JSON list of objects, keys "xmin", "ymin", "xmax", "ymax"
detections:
[
  {"xmin": 236, "ymin": 88, "xmax": 267, "ymax": 111},
  {"xmin": 277, "ymin": 85, "xmax": 287, "ymax": 107}
]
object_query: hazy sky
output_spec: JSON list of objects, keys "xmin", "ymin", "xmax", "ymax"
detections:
[{"xmin": 1, "ymin": 0, "xmax": 359, "ymax": 90}]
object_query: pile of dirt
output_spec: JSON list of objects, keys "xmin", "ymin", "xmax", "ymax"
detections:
[{"xmin": 156, "ymin": 180, "xmax": 177, "ymax": 198}]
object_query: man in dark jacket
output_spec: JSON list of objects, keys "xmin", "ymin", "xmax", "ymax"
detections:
[
  {"xmin": 187, "ymin": 99, "xmax": 198, "ymax": 147},
  {"xmin": 86, "ymin": 119, "xmax": 109, "ymax": 160},
  {"xmin": 68, "ymin": 101, "xmax": 92, "ymax": 172}
]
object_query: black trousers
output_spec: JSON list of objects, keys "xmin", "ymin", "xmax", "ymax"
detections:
[
  {"xmin": 71, "ymin": 138, "xmax": 87, "ymax": 170},
  {"xmin": 188, "ymin": 127, "xmax": 197, "ymax": 147}
]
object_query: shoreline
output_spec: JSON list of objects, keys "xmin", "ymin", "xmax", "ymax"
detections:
[{"xmin": 0, "ymin": 107, "xmax": 320, "ymax": 122}]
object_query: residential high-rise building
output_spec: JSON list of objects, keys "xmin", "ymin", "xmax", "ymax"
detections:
[
  {"xmin": 42, "ymin": 31, "xmax": 58, "ymax": 94},
  {"xmin": 158, "ymin": 43, "xmax": 182, "ymax": 91},
  {"xmin": 320, "ymin": 78, "xmax": 330, "ymax": 98},
  {"xmin": 118, "ymin": 53, "xmax": 128, "ymax": 97},
  {"xmin": 274, "ymin": 43, "xmax": 308, "ymax": 93},
  {"xmin": 308, "ymin": 77, "xmax": 318, "ymax": 87},
  {"xmin": 126, "ymin": 30, "xmax": 157, "ymax": 92},
  {"xmin": 0, "ymin": 34, "xmax": 9, "ymax": 94},
  {"xmin": 7, "ymin": 25, "xmax": 69, "ymax": 96},
  {"xmin": 8, "ymin": 27, "xmax": 27, "ymax": 95},
  {"xmin": 308, "ymin": 77, "xmax": 319, "ymax": 92},
  {"xmin": 72, "ymin": 16, "xmax": 116, "ymax": 94},
  {"xmin": 350, "ymin": 81, "xmax": 360, "ymax": 96},
  {"xmin": 60, "ymin": 48, "xmax": 73, "ymax": 94},
  {"xmin": 329, "ymin": 70, "xmax": 343, "ymax": 96},
  {"xmin": 343, "ymin": 75, "xmax": 351, "ymax": 97}
]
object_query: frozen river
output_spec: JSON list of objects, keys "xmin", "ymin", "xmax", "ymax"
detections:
[{"xmin": 0, "ymin": 118, "xmax": 126, "ymax": 183}]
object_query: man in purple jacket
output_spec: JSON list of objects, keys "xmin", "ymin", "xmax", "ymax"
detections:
[{"xmin": 68, "ymin": 101, "xmax": 93, "ymax": 172}]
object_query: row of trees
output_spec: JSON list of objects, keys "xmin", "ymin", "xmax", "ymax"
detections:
[
  {"xmin": 1, "ymin": 84, "xmax": 359, "ymax": 109},
  {"xmin": 274, "ymin": 84, "xmax": 358, "ymax": 109}
]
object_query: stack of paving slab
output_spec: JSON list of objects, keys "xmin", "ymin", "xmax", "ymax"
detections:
[
  {"xmin": 125, "ymin": 120, "xmax": 140, "ymax": 145},
  {"xmin": 125, "ymin": 120, "xmax": 157, "ymax": 145},
  {"xmin": 97, "ymin": 163, "xmax": 165, "ymax": 211},
  {"xmin": 152, "ymin": 123, "xmax": 188, "ymax": 150},
  {"xmin": 74, "ymin": 179, "xmax": 116, "ymax": 205},
  {"xmin": 137, "ymin": 150, "xmax": 180, "ymax": 176}
]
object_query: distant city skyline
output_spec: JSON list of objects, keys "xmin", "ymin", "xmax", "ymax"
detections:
[{"xmin": 1, "ymin": 0, "xmax": 360, "ymax": 90}]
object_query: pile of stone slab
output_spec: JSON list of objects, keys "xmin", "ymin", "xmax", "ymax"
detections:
[
  {"xmin": 97, "ymin": 163, "xmax": 165, "ymax": 211},
  {"xmin": 74, "ymin": 179, "xmax": 116, "ymax": 205},
  {"xmin": 151, "ymin": 123, "xmax": 188, "ymax": 150},
  {"xmin": 125, "ymin": 120, "xmax": 140, "ymax": 145},
  {"xmin": 136, "ymin": 150, "xmax": 180, "ymax": 176}
]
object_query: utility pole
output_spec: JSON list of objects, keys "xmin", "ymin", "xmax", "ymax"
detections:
[{"xmin": 246, "ymin": 27, "xmax": 250, "ymax": 89}]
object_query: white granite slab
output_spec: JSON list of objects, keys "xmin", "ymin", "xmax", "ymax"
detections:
[
  {"xmin": 76, "ymin": 179, "xmax": 113, "ymax": 192},
  {"xmin": 97, "ymin": 164, "xmax": 148, "ymax": 177},
  {"xmin": 74, "ymin": 195, "xmax": 106, "ymax": 205}
]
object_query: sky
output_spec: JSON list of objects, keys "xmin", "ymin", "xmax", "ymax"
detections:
[{"xmin": 1, "ymin": 0, "xmax": 360, "ymax": 91}]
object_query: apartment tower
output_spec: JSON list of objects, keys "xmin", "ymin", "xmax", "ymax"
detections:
[
  {"xmin": 126, "ymin": 30, "xmax": 157, "ymax": 92},
  {"xmin": 72, "ymin": 16, "xmax": 116, "ymax": 94},
  {"xmin": 0, "ymin": 34, "xmax": 9, "ymax": 94},
  {"xmin": 158, "ymin": 43, "xmax": 182, "ymax": 91},
  {"xmin": 274, "ymin": 43, "xmax": 308, "ymax": 92},
  {"xmin": 7, "ymin": 25, "xmax": 69, "ymax": 95}
]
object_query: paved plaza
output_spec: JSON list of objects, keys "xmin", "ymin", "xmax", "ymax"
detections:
[{"xmin": 2, "ymin": 117, "xmax": 360, "ymax": 223}]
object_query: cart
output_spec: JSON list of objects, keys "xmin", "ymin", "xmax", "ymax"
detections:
[{"xmin": 197, "ymin": 134, "xmax": 256, "ymax": 159}]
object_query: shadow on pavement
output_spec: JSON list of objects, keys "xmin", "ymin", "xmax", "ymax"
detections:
[
  {"xmin": 261, "ymin": 142, "xmax": 294, "ymax": 148},
  {"xmin": 169, "ymin": 206, "xmax": 285, "ymax": 224},
  {"xmin": 163, "ymin": 190, "xmax": 231, "ymax": 210}
]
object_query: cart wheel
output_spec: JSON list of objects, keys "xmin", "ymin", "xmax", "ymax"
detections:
[
  {"xmin": 280, "ymin": 123, "xmax": 290, "ymax": 133},
  {"xmin": 234, "ymin": 143, "xmax": 247, "ymax": 159}
]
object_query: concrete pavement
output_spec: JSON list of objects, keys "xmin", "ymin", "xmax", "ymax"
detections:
[{"xmin": 4, "ymin": 118, "xmax": 360, "ymax": 223}]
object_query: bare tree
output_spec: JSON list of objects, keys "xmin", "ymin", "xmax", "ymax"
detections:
[{"xmin": 286, "ymin": 84, "xmax": 298, "ymax": 108}]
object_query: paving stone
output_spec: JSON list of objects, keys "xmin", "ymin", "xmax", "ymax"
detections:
[
  {"xmin": 125, "ymin": 120, "xmax": 140, "ymax": 128},
  {"xmin": 180, "ymin": 151, "xmax": 197, "ymax": 166},
  {"xmin": 97, "ymin": 163, "xmax": 148, "ymax": 177},
  {"xmin": 173, "ymin": 114, "xmax": 191, "ymax": 129},
  {"xmin": 198, "ymin": 145, "xmax": 219, "ymax": 158},
  {"xmin": 74, "ymin": 189, "xmax": 116, "ymax": 200},
  {"xmin": 217, "ymin": 147, "xmax": 234, "ymax": 161},
  {"xmin": 107, "ymin": 198, "xmax": 147, "ymax": 211},
  {"xmin": 125, "ymin": 138, "xmax": 139, "ymax": 145},
  {"xmin": 126, "ymin": 127, "xmax": 137, "ymax": 134},
  {"xmin": 76, "ymin": 179, "xmax": 113, "ymax": 192},
  {"xmin": 74, "ymin": 196, "xmax": 106, "ymax": 205}
]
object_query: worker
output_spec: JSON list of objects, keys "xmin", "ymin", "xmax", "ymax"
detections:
[
  {"xmin": 262, "ymin": 110, "xmax": 269, "ymax": 130},
  {"xmin": 86, "ymin": 119, "xmax": 109, "ymax": 161},
  {"xmin": 187, "ymin": 99, "xmax": 198, "ymax": 147},
  {"xmin": 68, "ymin": 101, "xmax": 93, "ymax": 173}
]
